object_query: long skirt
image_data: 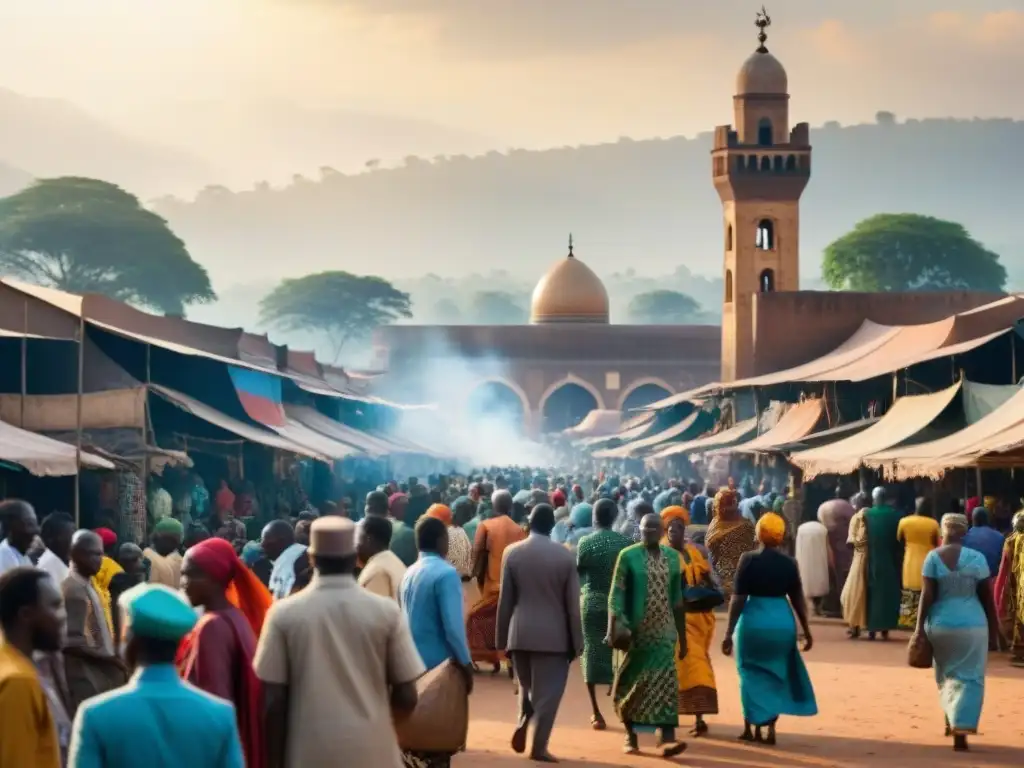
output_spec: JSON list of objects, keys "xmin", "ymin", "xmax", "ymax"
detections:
[
  {"xmin": 581, "ymin": 604, "xmax": 614, "ymax": 685},
  {"xmin": 676, "ymin": 610, "xmax": 718, "ymax": 715},
  {"xmin": 613, "ymin": 634, "xmax": 679, "ymax": 729},
  {"xmin": 402, "ymin": 751, "xmax": 451, "ymax": 768},
  {"xmin": 926, "ymin": 624, "xmax": 987, "ymax": 734},
  {"xmin": 466, "ymin": 596, "xmax": 502, "ymax": 666},
  {"xmin": 734, "ymin": 596, "xmax": 818, "ymax": 727},
  {"xmin": 841, "ymin": 550, "xmax": 867, "ymax": 629},
  {"xmin": 899, "ymin": 588, "xmax": 920, "ymax": 630}
]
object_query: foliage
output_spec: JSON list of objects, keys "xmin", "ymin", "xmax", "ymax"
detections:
[
  {"xmin": 429, "ymin": 298, "xmax": 463, "ymax": 324},
  {"xmin": 259, "ymin": 271, "xmax": 412, "ymax": 361},
  {"xmin": 821, "ymin": 213, "xmax": 1006, "ymax": 293},
  {"xmin": 467, "ymin": 291, "xmax": 528, "ymax": 324},
  {"xmin": 0, "ymin": 177, "xmax": 214, "ymax": 315},
  {"xmin": 626, "ymin": 290, "xmax": 705, "ymax": 324}
]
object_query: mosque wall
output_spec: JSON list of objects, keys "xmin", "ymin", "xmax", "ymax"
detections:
[{"xmin": 750, "ymin": 290, "xmax": 1005, "ymax": 375}]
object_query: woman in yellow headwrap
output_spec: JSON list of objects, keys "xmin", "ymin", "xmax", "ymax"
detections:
[
  {"xmin": 662, "ymin": 506, "xmax": 720, "ymax": 736},
  {"xmin": 722, "ymin": 512, "xmax": 817, "ymax": 746},
  {"xmin": 704, "ymin": 488, "xmax": 756, "ymax": 602}
]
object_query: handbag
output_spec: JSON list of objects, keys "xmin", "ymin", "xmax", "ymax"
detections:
[
  {"xmin": 393, "ymin": 660, "xmax": 469, "ymax": 753},
  {"xmin": 907, "ymin": 632, "xmax": 933, "ymax": 669},
  {"xmin": 684, "ymin": 584, "xmax": 725, "ymax": 613}
]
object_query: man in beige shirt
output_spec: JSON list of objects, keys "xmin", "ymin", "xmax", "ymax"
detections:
[
  {"xmin": 356, "ymin": 516, "xmax": 407, "ymax": 601},
  {"xmin": 255, "ymin": 517, "xmax": 424, "ymax": 768}
]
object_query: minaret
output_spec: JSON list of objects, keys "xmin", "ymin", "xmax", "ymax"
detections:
[{"xmin": 712, "ymin": 8, "xmax": 811, "ymax": 381}]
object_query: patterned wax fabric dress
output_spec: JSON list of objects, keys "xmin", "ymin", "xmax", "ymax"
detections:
[{"xmin": 576, "ymin": 528, "xmax": 631, "ymax": 685}]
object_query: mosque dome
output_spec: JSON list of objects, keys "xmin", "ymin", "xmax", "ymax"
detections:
[
  {"xmin": 735, "ymin": 49, "xmax": 788, "ymax": 95},
  {"xmin": 530, "ymin": 239, "xmax": 609, "ymax": 324}
]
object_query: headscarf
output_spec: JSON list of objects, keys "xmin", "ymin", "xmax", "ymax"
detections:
[
  {"xmin": 660, "ymin": 505, "xmax": 690, "ymax": 527},
  {"xmin": 653, "ymin": 489, "xmax": 680, "ymax": 515},
  {"xmin": 551, "ymin": 490, "xmax": 566, "ymax": 509},
  {"xmin": 94, "ymin": 527, "xmax": 117, "ymax": 549},
  {"xmin": 755, "ymin": 512, "xmax": 786, "ymax": 547},
  {"xmin": 241, "ymin": 541, "xmax": 263, "ymax": 567},
  {"xmin": 714, "ymin": 488, "xmax": 739, "ymax": 519},
  {"xmin": 425, "ymin": 504, "xmax": 453, "ymax": 526},
  {"xmin": 186, "ymin": 538, "xmax": 272, "ymax": 637},
  {"xmin": 153, "ymin": 518, "xmax": 184, "ymax": 537},
  {"xmin": 941, "ymin": 513, "xmax": 969, "ymax": 536},
  {"xmin": 983, "ymin": 496, "xmax": 997, "ymax": 513},
  {"xmin": 1014, "ymin": 510, "xmax": 1024, "ymax": 533},
  {"xmin": 570, "ymin": 502, "xmax": 593, "ymax": 530}
]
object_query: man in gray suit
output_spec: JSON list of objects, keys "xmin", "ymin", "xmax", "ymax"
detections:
[{"xmin": 497, "ymin": 503, "xmax": 583, "ymax": 763}]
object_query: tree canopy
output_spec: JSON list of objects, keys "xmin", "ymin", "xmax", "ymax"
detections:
[
  {"xmin": 259, "ymin": 271, "xmax": 412, "ymax": 361},
  {"xmin": 467, "ymin": 291, "xmax": 528, "ymax": 325},
  {"xmin": 822, "ymin": 213, "xmax": 1007, "ymax": 293},
  {"xmin": 0, "ymin": 177, "xmax": 214, "ymax": 315},
  {"xmin": 627, "ymin": 290, "xmax": 705, "ymax": 324}
]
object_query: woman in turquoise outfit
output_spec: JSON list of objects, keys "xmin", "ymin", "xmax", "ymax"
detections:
[
  {"xmin": 575, "ymin": 499, "xmax": 630, "ymax": 730},
  {"xmin": 722, "ymin": 512, "xmax": 817, "ymax": 745},
  {"xmin": 913, "ymin": 513, "xmax": 999, "ymax": 752},
  {"xmin": 565, "ymin": 502, "xmax": 595, "ymax": 549}
]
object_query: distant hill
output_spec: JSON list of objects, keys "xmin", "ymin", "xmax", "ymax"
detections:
[
  {"xmin": 154, "ymin": 116, "xmax": 1024, "ymax": 295},
  {"xmin": 0, "ymin": 160, "xmax": 31, "ymax": 197},
  {"xmin": 0, "ymin": 88, "xmax": 211, "ymax": 196}
]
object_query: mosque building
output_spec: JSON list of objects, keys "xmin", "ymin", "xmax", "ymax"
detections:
[{"xmin": 373, "ymin": 14, "xmax": 993, "ymax": 436}]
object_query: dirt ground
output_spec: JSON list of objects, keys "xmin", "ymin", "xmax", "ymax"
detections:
[{"xmin": 456, "ymin": 619, "xmax": 1024, "ymax": 767}]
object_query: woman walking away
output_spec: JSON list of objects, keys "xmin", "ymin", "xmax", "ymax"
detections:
[
  {"xmin": 913, "ymin": 513, "xmax": 999, "ymax": 752},
  {"xmin": 178, "ymin": 537, "xmax": 271, "ymax": 768},
  {"xmin": 864, "ymin": 487, "xmax": 903, "ymax": 640},
  {"xmin": 705, "ymin": 489, "xmax": 756, "ymax": 602},
  {"xmin": 897, "ymin": 497, "xmax": 940, "ymax": 630},
  {"xmin": 662, "ymin": 506, "xmax": 719, "ymax": 737},
  {"xmin": 608, "ymin": 511, "xmax": 688, "ymax": 758},
  {"xmin": 841, "ymin": 493, "xmax": 870, "ymax": 638},
  {"xmin": 723, "ymin": 512, "xmax": 817, "ymax": 745},
  {"xmin": 575, "ymin": 499, "xmax": 630, "ymax": 730}
]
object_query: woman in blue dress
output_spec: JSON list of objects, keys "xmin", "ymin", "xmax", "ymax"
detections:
[{"xmin": 912, "ymin": 513, "xmax": 999, "ymax": 752}]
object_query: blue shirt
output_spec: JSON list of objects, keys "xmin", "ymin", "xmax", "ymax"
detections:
[
  {"xmin": 68, "ymin": 664, "xmax": 243, "ymax": 768},
  {"xmin": 923, "ymin": 547, "xmax": 991, "ymax": 631},
  {"xmin": 963, "ymin": 525, "xmax": 1005, "ymax": 576},
  {"xmin": 399, "ymin": 552, "xmax": 471, "ymax": 669}
]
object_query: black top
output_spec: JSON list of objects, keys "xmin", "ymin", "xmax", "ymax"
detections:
[{"xmin": 734, "ymin": 548, "xmax": 801, "ymax": 598}]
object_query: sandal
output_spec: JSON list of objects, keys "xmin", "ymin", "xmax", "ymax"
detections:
[
  {"xmin": 691, "ymin": 720, "xmax": 709, "ymax": 737},
  {"xmin": 590, "ymin": 715, "xmax": 606, "ymax": 731}
]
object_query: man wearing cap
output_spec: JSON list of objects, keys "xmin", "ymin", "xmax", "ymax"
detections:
[
  {"xmin": 255, "ymin": 517, "xmax": 425, "ymax": 768},
  {"xmin": 68, "ymin": 583, "xmax": 244, "ymax": 767}
]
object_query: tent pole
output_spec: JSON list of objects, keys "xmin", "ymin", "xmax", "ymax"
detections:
[
  {"xmin": 1013, "ymin": 333, "xmax": 1017, "ymax": 385},
  {"xmin": 142, "ymin": 343, "xmax": 151, "ymax": 518},
  {"xmin": 74, "ymin": 314, "xmax": 85, "ymax": 526},
  {"xmin": 19, "ymin": 299, "xmax": 28, "ymax": 427}
]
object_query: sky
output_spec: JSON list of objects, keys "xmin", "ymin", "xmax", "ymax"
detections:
[{"xmin": 0, "ymin": 0, "xmax": 1022, "ymax": 170}]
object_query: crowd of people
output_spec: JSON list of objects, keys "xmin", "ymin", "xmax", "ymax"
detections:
[{"xmin": 0, "ymin": 468, "xmax": 1020, "ymax": 766}]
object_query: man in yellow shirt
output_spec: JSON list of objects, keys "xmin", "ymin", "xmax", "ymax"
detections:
[{"xmin": 0, "ymin": 566, "xmax": 66, "ymax": 768}]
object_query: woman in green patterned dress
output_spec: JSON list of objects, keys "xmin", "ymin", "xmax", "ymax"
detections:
[
  {"xmin": 576, "ymin": 498, "xmax": 631, "ymax": 730},
  {"xmin": 609, "ymin": 509, "xmax": 688, "ymax": 757}
]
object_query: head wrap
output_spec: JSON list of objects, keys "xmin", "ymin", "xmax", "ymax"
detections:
[
  {"xmin": 153, "ymin": 518, "xmax": 184, "ymax": 537},
  {"xmin": 388, "ymin": 493, "xmax": 408, "ymax": 512},
  {"xmin": 941, "ymin": 513, "xmax": 969, "ymax": 535},
  {"xmin": 185, "ymin": 538, "xmax": 272, "ymax": 637},
  {"xmin": 964, "ymin": 496, "xmax": 981, "ymax": 516},
  {"xmin": 554, "ymin": 505, "xmax": 570, "ymax": 522},
  {"xmin": 572, "ymin": 484, "xmax": 583, "ymax": 500},
  {"xmin": 120, "ymin": 583, "xmax": 197, "ymax": 641},
  {"xmin": 425, "ymin": 504, "xmax": 453, "ymax": 526},
  {"xmin": 570, "ymin": 503, "xmax": 593, "ymax": 530},
  {"xmin": 756, "ymin": 512, "xmax": 786, "ymax": 547},
  {"xmin": 653, "ymin": 489, "xmax": 679, "ymax": 515},
  {"xmin": 660, "ymin": 505, "xmax": 690, "ymax": 527},
  {"xmin": 551, "ymin": 490, "xmax": 566, "ymax": 509},
  {"xmin": 512, "ymin": 489, "xmax": 531, "ymax": 505},
  {"xmin": 714, "ymin": 488, "xmax": 739, "ymax": 519},
  {"xmin": 983, "ymin": 496, "xmax": 997, "ymax": 513},
  {"xmin": 1013, "ymin": 510, "xmax": 1024, "ymax": 533},
  {"xmin": 94, "ymin": 527, "xmax": 117, "ymax": 548},
  {"xmin": 240, "ymin": 541, "xmax": 263, "ymax": 566}
]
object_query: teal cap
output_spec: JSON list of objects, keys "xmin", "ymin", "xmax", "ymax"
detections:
[{"xmin": 118, "ymin": 583, "xmax": 197, "ymax": 641}]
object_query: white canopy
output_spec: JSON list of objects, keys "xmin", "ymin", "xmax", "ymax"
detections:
[{"xmin": 0, "ymin": 419, "xmax": 114, "ymax": 476}]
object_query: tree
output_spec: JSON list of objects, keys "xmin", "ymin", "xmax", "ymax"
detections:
[
  {"xmin": 259, "ymin": 272, "xmax": 412, "ymax": 362},
  {"xmin": 429, "ymin": 298, "xmax": 463, "ymax": 324},
  {"xmin": 467, "ymin": 291, "xmax": 528, "ymax": 325},
  {"xmin": 0, "ymin": 177, "xmax": 214, "ymax": 315},
  {"xmin": 627, "ymin": 290, "xmax": 705, "ymax": 324},
  {"xmin": 821, "ymin": 213, "xmax": 1006, "ymax": 292}
]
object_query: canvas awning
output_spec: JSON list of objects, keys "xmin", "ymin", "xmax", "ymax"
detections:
[
  {"xmin": 0, "ymin": 419, "xmax": 114, "ymax": 476},
  {"xmin": 649, "ymin": 417, "xmax": 759, "ymax": 460},
  {"xmin": 578, "ymin": 412, "xmax": 656, "ymax": 447},
  {"xmin": 270, "ymin": 420, "xmax": 362, "ymax": 461},
  {"xmin": 149, "ymin": 385, "xmax": 329, "ymax": 461},
  {"xmin": 770, "ymin": 417, "xmax": 879, "ymax": 452},
  {"xmin": 790, "ymin": 382, "xmax": 962, "ymax": 478},
  {"xmin": 285, "ymin": 405, "xmax": 403, "ymax": 458},
  {"xmin": 713, "ymin": 399, "xmax": 824, "ymax": 454},
  {"xmin": 593, "ymin": 410, "xmax": 703, "ymax": 459},
  {"xmin": 563, "ymin": 410, "xmax": 622, "ymax": 438},
  {"xmin": 866, "ymin": 385, "xmax": 1024, "ymax": 479}
]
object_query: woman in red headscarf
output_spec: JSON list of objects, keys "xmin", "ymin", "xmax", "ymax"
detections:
[{"xmin": 177, "ymin": 537, "xmax": 270, "ymax": 768}]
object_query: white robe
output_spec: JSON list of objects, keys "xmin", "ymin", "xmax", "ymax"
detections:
[{"xmin": 795, "ymin": 521, "xmax": 830, "ymax": 598}]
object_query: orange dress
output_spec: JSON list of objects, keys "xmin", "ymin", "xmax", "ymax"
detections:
[{"xmin": 466, "ymin": 515, "xmax": 525, "ymax": 664}]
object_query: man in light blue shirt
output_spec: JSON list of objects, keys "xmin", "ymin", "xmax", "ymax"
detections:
[
  {"xmin": 399, "ymin": 516, "xmax": 474, "ymax": 687},
  {"xmin": 68, "ymin": 584, "xmax": 243, "ymax": 768}
]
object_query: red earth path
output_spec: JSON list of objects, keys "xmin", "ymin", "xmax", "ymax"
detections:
[{"xmin": 456, "ymin": 620, "xmax": 1024, "ymax": 767}]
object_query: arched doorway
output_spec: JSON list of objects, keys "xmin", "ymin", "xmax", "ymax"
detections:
[
  {"xmin": 620, "ymin": 383, "xmax": 672, "ymax": 412},
  {"xmin": 541, "ymin": 384, "xmax": 598, "ymax": 433},
  {"xmin": 466, "ymin": 381, "xmax": 526, "ymax": 429}
]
